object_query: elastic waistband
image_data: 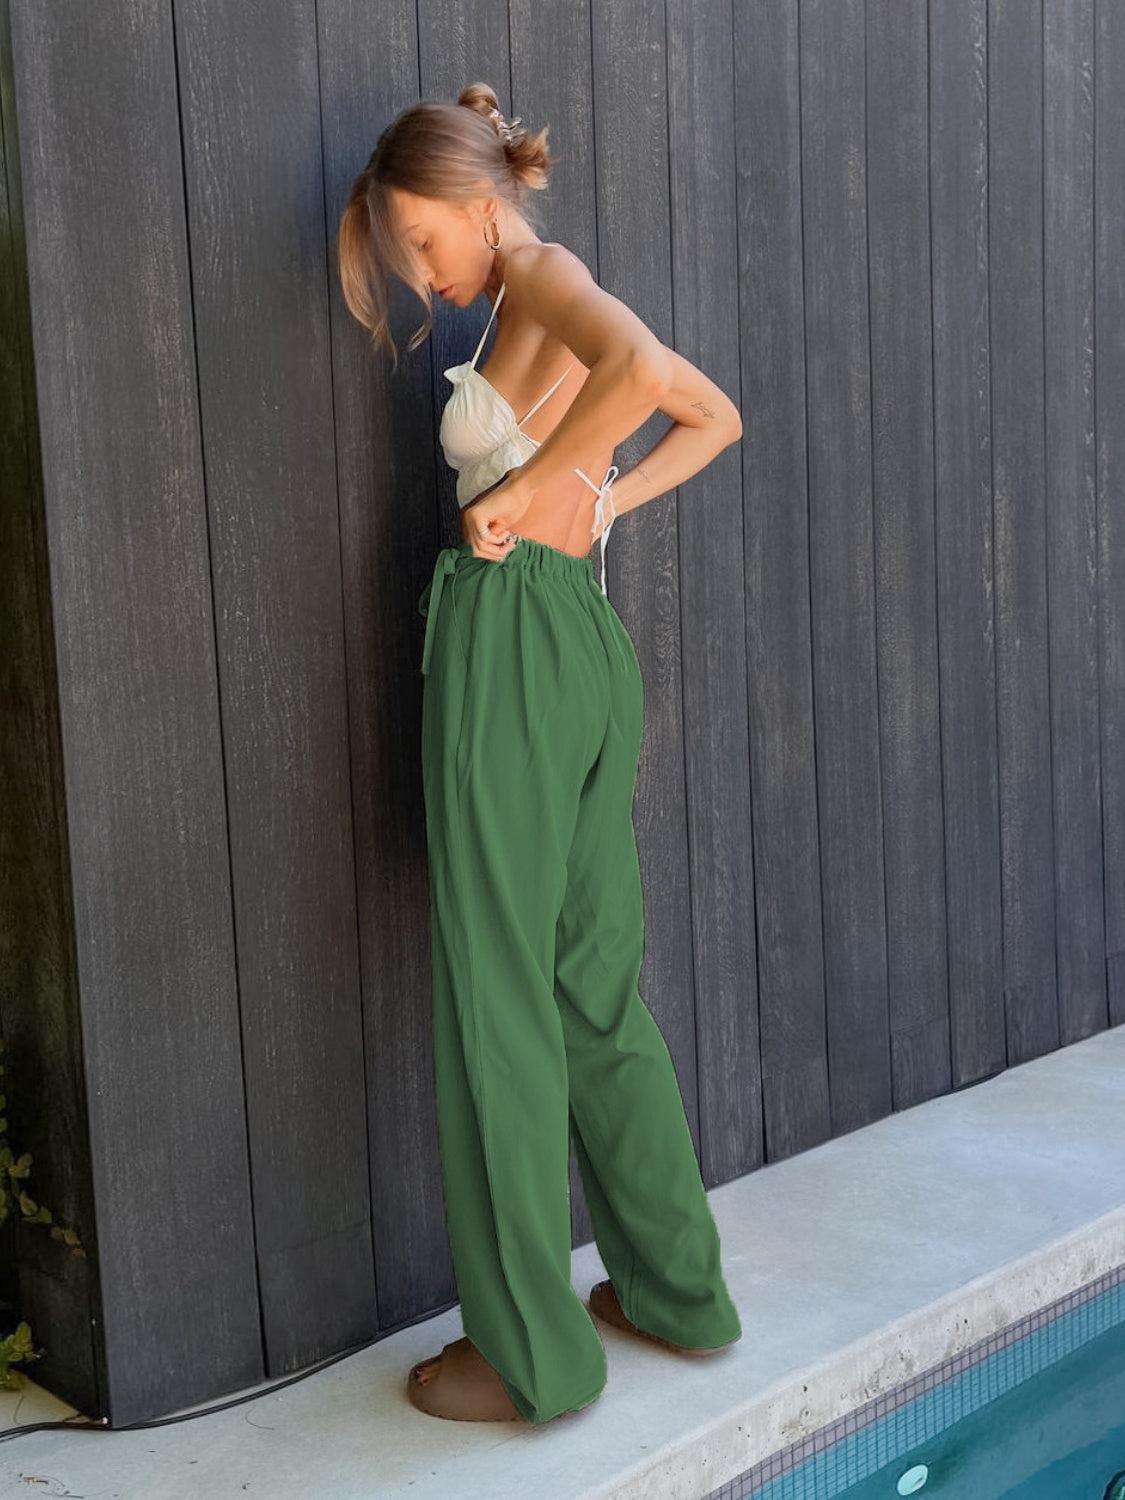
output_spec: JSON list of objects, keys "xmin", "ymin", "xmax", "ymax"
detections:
[
  {"xmin": 419, "ymin": 537, "xmax": 596, "ymax": 675},
  {"xmin": 458, "ymin": 536, "xmax": 595, "ymax": 584}
]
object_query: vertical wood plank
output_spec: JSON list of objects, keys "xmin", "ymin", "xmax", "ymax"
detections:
[
  {"xmin": 930, "ymin": 0, "xmax": 1006, "ymax": 1088},
  {"xmin": 1095, "ymin": 0, "xmax": 1125, "ymax": 1026},
  {"xmin": 0, "ymin": 0, "xmax": 103, "ymax": 1416},
  {"xmin": 989, "ymin": 0, "xmax": 1060, "ymax": 1063},
  {"xmin": 866, "ymin": 0, "xmax": 952, "ymax": 1109},
  {"xmin": 802, "ymin": 0, "xmax": 893, "ymax": 1134},
  {"xmin": 1044, "ymin": 0, "xmax": 1107, "ymax": 1045},
  {"xmin": 318, "ymin": 0, "xmax": 456, "ymax": 1335},
  {"xmin": 591, "ymin": 0, "xmax": 704, "ymax": 1140},
  {"xmin": 736, "ymin": 0, "xmax": 832, "ymax": 1161},
  {"xmin": 174, "ymin": 0, "xmax": 374, "ymax": 1371},
  {"xmin": 667, "ymin": 0, "xmax": 763, "ymax": 1187}
]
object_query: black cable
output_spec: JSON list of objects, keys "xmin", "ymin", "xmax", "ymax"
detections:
[{"xmin": 0, "ymin": 1333, "xmax": 378, "ymax": 1442}]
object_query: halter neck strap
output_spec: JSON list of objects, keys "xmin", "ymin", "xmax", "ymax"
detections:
[
  {"xmin": 470, "ymin": 281, "xmax": 506, "ymax": 369},
  {"xmin": 518, "ymin": 363, "xmax": 575, "ymax": 427}
]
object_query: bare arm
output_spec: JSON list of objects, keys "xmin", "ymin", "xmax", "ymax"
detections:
[
  {"xmin": 499, "ymin": 245, "xmax": 673, "ymax": 503},
  {"xmin": 517, "ymin": 350, "xmax": 670, "ymax": 506},
  {"xmin": 610, "ymin": 346, "xmax": 743, "ymax": 521},
  {"xmin": 474, "ymin": 245, "xmax": 742, "ymax": 534}
]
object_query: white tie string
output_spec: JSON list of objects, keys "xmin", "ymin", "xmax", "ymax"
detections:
[{"xmin": 573, "ymin": 462, "xmax": 620, "ymax": 597}]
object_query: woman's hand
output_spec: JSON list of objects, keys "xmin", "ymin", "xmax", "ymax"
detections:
[{"xmin": 460, "ymin": 473, "xmax": 532, "ymax": 561}]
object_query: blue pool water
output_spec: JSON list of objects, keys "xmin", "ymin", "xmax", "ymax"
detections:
[
  {"xmin": 746, "ymin": 1277, "xmax": 1125, "ymax": 1499},
  {"xmin": 841, "ymin": 1313, "xmax": 1125, "ymax": 1497}
]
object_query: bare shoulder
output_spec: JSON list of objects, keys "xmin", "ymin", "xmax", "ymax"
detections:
[
  {"xmin": 505, "ymin": 243, "xmax": 741, "ymax": 433},
  {"xmin": 502, "ymin": 243, "xmax": 668, "ymax": 375}
]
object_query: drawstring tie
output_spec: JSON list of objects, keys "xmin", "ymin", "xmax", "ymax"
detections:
[
  {"xmin": 573, "ymin": 462, "xmax": 620, "ymax": 597},
  {"xmin": 418, "ymin": 546, "xmax": 460, "ymax": 675},
  {"xmin": 420, "ymin": 462, "xmax": 618, "ymax": 674}
]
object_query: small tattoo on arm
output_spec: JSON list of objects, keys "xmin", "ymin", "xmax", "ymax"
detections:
[
  {"xmin": 691, "ymin": 400, "xmax": 717, "ymax": 419},
  {"xmin": 636, "ymin": 464, "xmax": 653, "ymax": 483}
]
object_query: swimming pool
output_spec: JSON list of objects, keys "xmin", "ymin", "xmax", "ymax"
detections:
[{"xmin": 704, "ymin": 1261, "xmax": 1125, "ymax": 1499}]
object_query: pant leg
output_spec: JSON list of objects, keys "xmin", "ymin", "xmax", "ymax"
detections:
[
  {"xmin": 418, "ymin": 543, "xmax": 610, "ymax": 1425},
  {"xmin": 556, "ymin": 593, "xmax": 743, "ymax": 1350}
]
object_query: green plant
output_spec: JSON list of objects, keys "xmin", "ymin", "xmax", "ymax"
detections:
[
  {"xmin": 0, "ymin": 1036, "xmax": 85, "ymax": 1388},
  {"xmin": 0, "ymin": 1322, "xmax": 36, "ymax": 1391}
]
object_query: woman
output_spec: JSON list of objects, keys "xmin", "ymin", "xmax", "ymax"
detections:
[{"xmin": 338, "ymin": 83, "xmax": 744, "ymax": 1426}]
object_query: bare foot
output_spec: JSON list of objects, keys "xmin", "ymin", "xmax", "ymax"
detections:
[
  {"xmin": 406, "ymin": 1334, "xmax": 525, "ymax": 1422},
  {"xmin": 588, "ymin": 1279, "xmax": 741, "ymax": 1356}
]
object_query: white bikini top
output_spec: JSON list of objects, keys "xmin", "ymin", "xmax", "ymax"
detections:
[{"xmin": 439, "ymin": 280, "xmax": 619, "ymax": 595}]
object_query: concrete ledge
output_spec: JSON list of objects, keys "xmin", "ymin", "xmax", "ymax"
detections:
[
  {"xmin": 3, "ymin": 1024, "xmax": 1123, "ymax": 1500},
  {"xmin": 582, "ymin": 1024, "xmax": 1125, "ymax": 1500},
  {"xmin": 622, "ymin": 1205, "xmax": 1125, "ymax": 1500}
]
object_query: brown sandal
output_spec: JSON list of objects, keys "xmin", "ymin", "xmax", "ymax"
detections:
[
  {"xmin": 406, "ymin": 1334, "xmax": 526, "ymax": 1422},
  {"xmin": 587, "ymin": 1279, "xmax": 741, "ymax": 1356}
]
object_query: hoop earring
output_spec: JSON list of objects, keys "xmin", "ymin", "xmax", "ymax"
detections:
[{"xmin": 483, "ymin": 219, "xmax": 502, "ymax": 250}]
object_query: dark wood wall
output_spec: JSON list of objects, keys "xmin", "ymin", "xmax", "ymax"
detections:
[{"xmin": 2, "ymin": 0, "xmax": 1122, "ymax": 1423}]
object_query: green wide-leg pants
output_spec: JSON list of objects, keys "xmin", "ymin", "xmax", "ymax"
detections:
[{"xmin": 416, "ymin": 536, "xmax": 741, "ymax": 1425}]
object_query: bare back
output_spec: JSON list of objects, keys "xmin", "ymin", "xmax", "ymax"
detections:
[{"xmin": 472, "ymin": 291, "xmax": 616, "ymax": 557}]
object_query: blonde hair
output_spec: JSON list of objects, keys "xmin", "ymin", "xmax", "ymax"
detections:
[{"xmin": 338, "ymin": 83, "xmax": 559, "ymax": 370}]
